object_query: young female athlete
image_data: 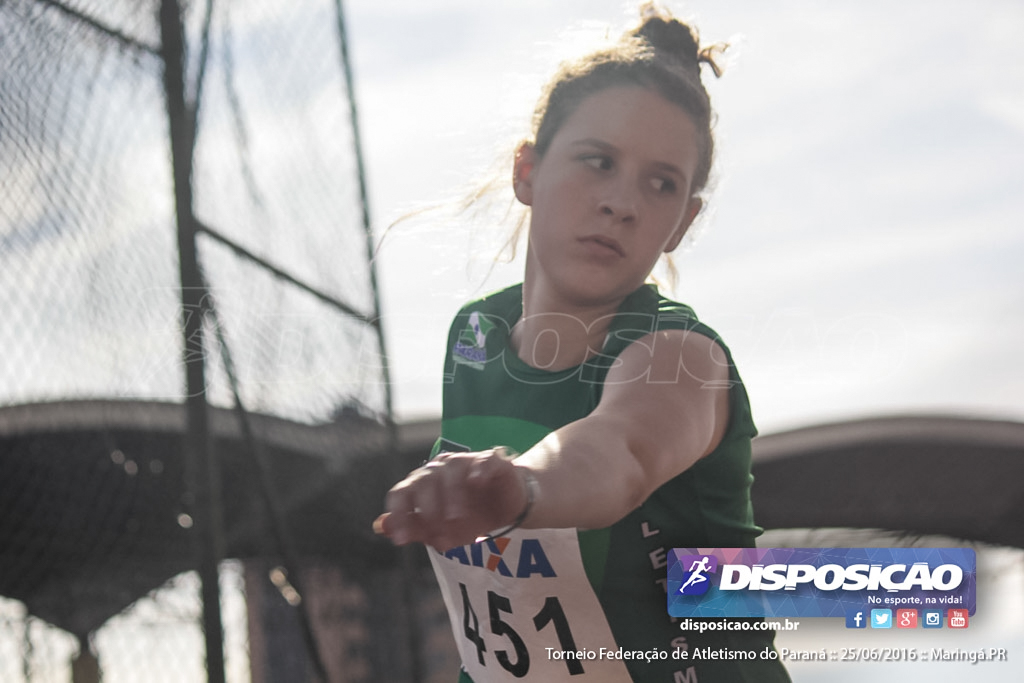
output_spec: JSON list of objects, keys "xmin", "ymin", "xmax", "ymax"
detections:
[{"xmin": 377, "ymin": 5, "xmax": 791, "ymax": 681}]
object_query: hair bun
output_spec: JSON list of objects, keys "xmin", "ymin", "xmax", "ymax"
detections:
[{"xmin": 632, "ymin": 4, "xmax": 725, "ymax": 78}]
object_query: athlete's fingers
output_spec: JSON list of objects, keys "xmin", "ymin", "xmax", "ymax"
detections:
[
  {"xmin": 465, "ymin": 446, "xmax": 511, "ymax": 488},
  {"xmin": 381, "ymin": 493, "xmax": 410, "ymax": 545},
  {"xmin": 382, "ymin": 447, "xmax": 525, "ymax": 549},
  {"xmin": 424, "ymin": 451, "xmax": 499, "ymax": 526},
  {"xmin": 373, "ymin": 510, "xmax": 432, "ymax": 547},
  {"xmin": 412, "ymin": 455, "xmax": 473, "ymax": 528},
  {"xmin": 372, "ymin": 512, "xmax": 389, "ymax": 536},
  {"xmin": 411, "ymin": 468, "xmax": 444, "ymax": 533},
  {"xmin": 384, "ymin": 477, "xmax": 430, "ymax": 545},
  {"xmin": 433, "ymin": 455, "xmax": 496, "ymax": 548},
  {"xmin": 436, "ymin": 458, "xmax": 471, "ymax": 522},
  {"xmin": 397, "ymin": 458, "xmax": 469, "ymax": 548}
]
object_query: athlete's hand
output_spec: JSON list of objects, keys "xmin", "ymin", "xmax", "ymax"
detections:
[{"xmin": 374, "ymin": 447, "xmax": 530, "ymax": 552}]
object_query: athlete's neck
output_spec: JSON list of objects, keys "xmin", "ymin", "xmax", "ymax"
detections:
[{"xmin": 512, "ymin": 280, "xmax": 622, "ymax": 371}]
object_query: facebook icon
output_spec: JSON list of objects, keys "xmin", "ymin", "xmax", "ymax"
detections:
[{"xmin": 846, "ymin": 609, "xmax": 867, "ymax": 629}]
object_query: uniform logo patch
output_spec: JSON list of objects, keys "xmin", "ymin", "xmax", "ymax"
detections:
[{"xmin": 453, "ymin": 311, "xmax": 495, "ymax": 369}]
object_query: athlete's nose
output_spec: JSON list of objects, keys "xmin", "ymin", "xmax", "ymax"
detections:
[{"xmin": 598, "ymin": 176, "xmax": 638, "ymax": 223}]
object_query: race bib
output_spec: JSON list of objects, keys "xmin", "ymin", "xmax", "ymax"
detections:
[{"xmin": 429, "ymin": 527, "xmax": 631, "ymax": 681}]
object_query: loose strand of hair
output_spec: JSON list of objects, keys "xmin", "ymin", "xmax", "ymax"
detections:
[{"xmin": 698, "ymin": 43, "xmax": 728, "ymax": 78}]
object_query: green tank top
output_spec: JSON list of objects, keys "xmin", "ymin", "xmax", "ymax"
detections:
[{"xmin": 431, "ymin": 284, "xmax": 790, "ymax": 683}]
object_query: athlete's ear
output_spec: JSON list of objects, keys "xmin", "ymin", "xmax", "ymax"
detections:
[
  {"xmin": 664, "ymin": 196, "xmax": 703, "ymax": 253},
  {"xmin": 513, "ymin": 142, "xmax": 537, "ymax": 206}
]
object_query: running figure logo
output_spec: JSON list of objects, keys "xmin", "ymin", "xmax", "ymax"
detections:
[{"xmin": 677, "ymin": 554, "xmax": 718, "ymax": 596}]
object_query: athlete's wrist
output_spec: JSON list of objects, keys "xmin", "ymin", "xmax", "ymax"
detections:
[
  {"xmin": 476, "ymin": 463, "xmax": 539, "ymax": 542},
  {"xmin": 512, "ymin": 465, "xmax": 539, "ymax": 526}
]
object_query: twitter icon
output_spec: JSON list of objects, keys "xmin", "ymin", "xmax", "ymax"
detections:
[{"xmin": 871, "ymin": 609, "xmax": 892, "ymax": 629}]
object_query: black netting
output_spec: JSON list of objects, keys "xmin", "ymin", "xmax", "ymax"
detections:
[
  {"xmin": 190, "ymin": 0, "xmax": 376, "ymax": 317},
  {"xmin": 0, "ymin": 0, "xmax": 426, "ymax": 680},
  {"xmin": 198, "ymin": 234, "xmax": 387, "ymax": 426},
  {"xmin": 2, "ymin": 0, "xmax": 179, "ymax": 406}
]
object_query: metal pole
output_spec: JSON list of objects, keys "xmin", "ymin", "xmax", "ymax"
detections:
[
  {"xmin": 204, "ymin": 289, "xmax": 330, "ymax": 683},
  {"xmin": 332, "ymin": 0, "xmax": 395, "ymax": 418},
  {"xmin": 333, "ymin": 3, "xmax": 424, "ymax": 680},
  {"xmin": 159, "ymin": 2, "xmax": 226, "ymax": 681}
]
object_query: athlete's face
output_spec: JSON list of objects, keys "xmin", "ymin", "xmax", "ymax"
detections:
[{"xmin": 515, "ymin": 85, "xmax": 703, "ymax": 308}]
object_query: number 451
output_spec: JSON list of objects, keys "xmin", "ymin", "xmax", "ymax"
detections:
[{"xmin": 459, "ymin": 583, "xmax": 585, "ymax": 677}]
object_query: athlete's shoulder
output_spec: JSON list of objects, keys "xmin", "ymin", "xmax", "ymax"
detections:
[
  {"xmin": 616, "ymin": 284, "xmax": 701, "ymax": 333},
  {"xmin": 614, "ymin": 286, "xmax": 741, "ymax": 375},
  {"xmin": 655, "ymin": 291, "xmax": 699, "ymax": 327}
]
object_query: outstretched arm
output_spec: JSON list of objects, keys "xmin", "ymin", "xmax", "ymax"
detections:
[{"xmin": 376, "ymin": 329, "xmax": 732, "ymax": 551}]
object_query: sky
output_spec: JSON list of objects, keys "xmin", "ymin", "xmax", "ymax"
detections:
[{"xmin": 340, "ymin": 0, "xmax": 1024, "ymax": 434}]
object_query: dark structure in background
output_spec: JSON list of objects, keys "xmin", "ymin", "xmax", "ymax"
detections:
[
  {"xmin": 0, "ymin": 402, "xmax": 449, "ymax": 682},
  {"xmin": 751, "ymin": 415, "xmax": 1024, "ymax": 550},
  {"xmin": 0, "ymin": 401, "xmax": 396, "ymax": 640}
]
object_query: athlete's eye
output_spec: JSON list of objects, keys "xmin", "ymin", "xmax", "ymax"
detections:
[
  {"xmin": 650, "ymin": 176, "xmax": 677, "ymax": 194},
  {"xmin": 582, "ymin": 155, "xmax": 613, "ymax": 171}
]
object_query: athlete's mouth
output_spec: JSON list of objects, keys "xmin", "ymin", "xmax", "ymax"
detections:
[{"xmin": 580, "ymin": 235, "xmax": 625, "ymax": 257}]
